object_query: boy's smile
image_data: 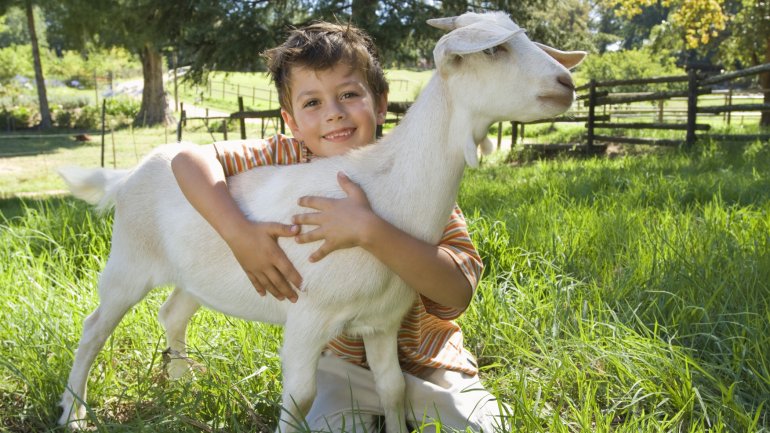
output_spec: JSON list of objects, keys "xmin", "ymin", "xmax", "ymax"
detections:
[{"xmin": 281, "ymin": 63, "xmax": 387, "ymax": 157}]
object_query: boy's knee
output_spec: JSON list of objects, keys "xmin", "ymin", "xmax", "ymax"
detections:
[{"xmin": 307, "ymin": 411, "xmax": 383, "ymax": 433}]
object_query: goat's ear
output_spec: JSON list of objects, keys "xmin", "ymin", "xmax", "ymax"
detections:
[
  {"xmin": 434, "ymin": 23, "xmax": 521, "ymax": 74},
  {"xmin": 534, "ymin": 42, "xmax": 587, "ymax": 70},
  {"xmin": 427, "ymin": 16, "xmax": 457, "ymax": 31}
]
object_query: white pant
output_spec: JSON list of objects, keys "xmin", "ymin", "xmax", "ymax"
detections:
[{"xmin": 304, "ymin": 353, "xmax": 509, "ymax": 433}]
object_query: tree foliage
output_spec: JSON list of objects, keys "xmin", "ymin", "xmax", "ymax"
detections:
[{"xmin": 603, "ymin": 0, "xmax": 728, "ymax": 49}]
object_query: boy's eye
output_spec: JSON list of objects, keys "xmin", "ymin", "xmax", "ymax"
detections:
[
  {"xmin": 302, "ymin": 99, "xmax": 319, "ymax": 109},
  {"xmin": 341, "ymin": 91, "xmax": 359, "ymax": 100}
]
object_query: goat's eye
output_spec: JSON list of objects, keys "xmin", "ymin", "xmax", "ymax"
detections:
[{"xmin": 482, "ymin": 45, "xmax": 504, "ymax": 56}]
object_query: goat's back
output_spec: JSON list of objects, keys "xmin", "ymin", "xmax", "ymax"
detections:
[{"xmin": 97, "ymin": 143, "xmax": 415, "ymax": 333}]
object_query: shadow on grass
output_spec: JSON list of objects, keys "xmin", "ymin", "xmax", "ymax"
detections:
[
  {"xmin": 0, "ymin": 194, "xmax": 79, "ymax": 221},
  {"xmin": 0, "ymin": 130, "xmax": 99, "ymax": 158}
]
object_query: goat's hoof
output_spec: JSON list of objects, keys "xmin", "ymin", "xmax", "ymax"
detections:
[
  {"xmin": 58, "ymin": 407, "xmax": 87, "ymax": 430},
  {"xmin": 162, "ymin": 349, "xmax": 206, "ymax": 379},
  {"xmin": 166, "ymin": 359, "xmax": 192, "ymax": 379}
]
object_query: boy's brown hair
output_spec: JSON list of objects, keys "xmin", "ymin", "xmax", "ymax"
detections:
[{"xmin": 263, "ymin": 21, "xmax": 389, "ymax": 113}]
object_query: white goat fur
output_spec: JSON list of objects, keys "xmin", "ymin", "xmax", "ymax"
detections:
[{"xmin": 58, "ymin": 11, "xmax": 584, "ymax": 433}]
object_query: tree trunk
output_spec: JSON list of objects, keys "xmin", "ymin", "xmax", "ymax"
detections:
[
  {"xmin": 761, "ymin": 37, "xmax": 770, "ymax": 127},
  {"xmin": 26, "ymin": 0, "xmax": 51, "ymax": 129},
  {"xmin": 135, "ymin": 43, "xmax": 174, "ymax": 126}
]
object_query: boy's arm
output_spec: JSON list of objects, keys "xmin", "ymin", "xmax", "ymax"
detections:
[
  {"xmin": 171, "ymin": 146, "xmax": 303, "ymax": 302},
  {"xmin": 292, "ymin": 172, "xmax": 473, "ymax": 310}
]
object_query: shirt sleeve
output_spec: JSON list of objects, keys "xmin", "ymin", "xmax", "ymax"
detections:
[
  {"xmin": 212, "ymin": 134, "xmax": 305, "ymax": 176},
  {"xmin": 422, "ymin": 204, "xmax": 484, "ymax": 320}
]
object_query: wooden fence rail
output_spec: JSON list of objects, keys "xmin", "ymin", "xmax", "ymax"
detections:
[
  {"xmin": 177, "ymin": 63, "xmax": 770, "ymax": 151},
  {"xmin": 577, "ymin": 62, "xmax": 770, "ymax": 151}
]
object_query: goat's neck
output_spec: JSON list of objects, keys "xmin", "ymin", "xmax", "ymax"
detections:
[{"xmin": 364, "ymin": 76, "xmax": 472, "ymax": 242}]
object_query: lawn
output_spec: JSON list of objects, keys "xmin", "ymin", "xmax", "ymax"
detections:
[{"xmin": 1, "ymin": 130, "xmax": 769, "ymax": 432}]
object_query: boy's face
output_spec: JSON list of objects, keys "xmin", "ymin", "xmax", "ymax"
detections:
[{"xmin": 281, "ymin": 63, "xmax": 387, "ymax": 157}]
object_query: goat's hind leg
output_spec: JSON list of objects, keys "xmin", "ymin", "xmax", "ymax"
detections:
[
  {"xmin": 59, "ymin": 262, "xmax": 153, "ymax": 429},
  {"xmin": 158, "ymin": 287, "xmax": 201, "ymax": 379},
  {"xmin": 277, "ymin": 314, "xmax": 335, "ymax": 433},
  {"xmin": 364, "ymin": 331, "xmax": 407, "ymax": 433}
]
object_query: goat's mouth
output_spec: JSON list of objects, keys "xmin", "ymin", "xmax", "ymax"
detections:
[{"xmin": 537, "ymin": 92, "xmax": 574, "ymax": 109}]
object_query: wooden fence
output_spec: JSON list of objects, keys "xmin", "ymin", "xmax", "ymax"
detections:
[
  {"xmin": 176, "ymin": 63, "xmax": 770, "ymax": 150},
  {"xmin": 559, "ymin": 62, "xmax": 770, "ymax": 152}
]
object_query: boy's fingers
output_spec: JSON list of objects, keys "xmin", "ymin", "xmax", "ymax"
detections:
[
  {"xmin": 254, "ymin": 274, "xmax": 275, "ymax": 296},
  {"xmin": 295, "ymin": 227, "xmax": 323, "ymax": 244},
  {"xmin": 309, "ymin": 242, "xmax": 332, "ymax": 262},
  {"xmin": 247, "ymin": 273, "xmax": 266, "ymax": 297},
  {"xmin": 337, "ymin": 171, "xmax": 364, "ymax": 198},
  {"xmin": 292, "ymin": 212, "xmax": 321, "ymax": 225},
  {"xmin": 264, "ymin": 268, "xmax": 297, "ymax": 303},
  {"xmin": 298, "ymin": 195, "xmax": 333, "ymax": 210},
  {"xmin": 275, "ymin": 260, "xmax": 303, "ymax": 289},
  {"xmin": 267, "ymin": 223, "xmax": 300, "ymax": 237}
]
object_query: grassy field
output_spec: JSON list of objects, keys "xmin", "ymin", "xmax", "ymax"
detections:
[
  {"xmin": 176, "ymin": 69, "xmax": 433, "ymax": 113},
  {"xmin": 1, "ymin": 129, "xmax": 769, "ymax": 432}
]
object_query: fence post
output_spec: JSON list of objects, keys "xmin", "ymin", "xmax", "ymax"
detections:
[
  {"xmin": 176, "ymin": 110, "xmax": 185, "ymax": 142},
  {"xmin": 586, "ymin": 79, "xmax": 596, "ymax": 150},
  {"xmin": 100, "ymin": 99, "xmax": 106, "ymax": 168},
  {"xmin": 686, "ymin": 68, "xmax": 699, "ymax": 147},
  {"xmin": 496, "ymin": 121, "xmax": 502, "ymax": 150},
  {"xmin": 238, "ymin": 96, "xmax": 247, "ymax": 139}
]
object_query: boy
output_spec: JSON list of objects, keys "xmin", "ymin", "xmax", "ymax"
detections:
[{"xmin": 172, "ymin": 21, "xmax": 507, "ymax": 432}]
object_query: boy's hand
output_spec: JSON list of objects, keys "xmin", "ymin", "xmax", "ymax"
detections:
[
  {"xmin": 293, "ymin": 172, "xmax": 377, "ymax": 262},
  {"xmin": 224, "ymin": 222, "xmax": 303, "ymax": 302}
]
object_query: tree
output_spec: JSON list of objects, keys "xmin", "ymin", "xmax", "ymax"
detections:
[
  {"xmin": 605, "ymin": 0, "xmax": 770, "ymax": 126},
  {"xmin": 719, "ymin": 0, "xmax": 770, "ymax": 125},
  {"xmin": 50, "ymin": 0, "xmax": 310, "ymax": 126},
  {"xmin": 50, "ymin": 0, "xmax": 193, "ymax": 126},
  {"xmin": 0, "ymin": 0, "xmax": 52, "ymax": 129}
]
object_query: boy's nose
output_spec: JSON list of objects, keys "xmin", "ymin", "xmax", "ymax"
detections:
[{"xmin": 325, "ymin": 103, "xmax": 345, "ymax": 122}]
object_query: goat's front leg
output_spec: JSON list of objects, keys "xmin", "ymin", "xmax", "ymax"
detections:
[
  {"xmin": 158, "ymin": 287, "xmax": 200, "ymax": 379},
  {"xmin": 363, "ymin": 330, "xmax": 406, "ymax": 433},
  {"xmin": 276, "ymin": 314, "xmax": 332, "ymax": 433},
  {"xmin": 59, "ymin": 287, "xmax": 145, "ymax": 428}
]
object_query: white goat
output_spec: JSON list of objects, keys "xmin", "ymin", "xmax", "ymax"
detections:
[{"xmin": 58, "ymin": 11, "xmax": 584, "ymax": 433}]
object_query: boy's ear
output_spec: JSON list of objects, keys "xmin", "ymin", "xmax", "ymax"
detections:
[
  {"xmin": 281, "ymin": 108, "xmax": 302, "ymax": 139},
  {"xmin": 376, "ymin": 93, "xmax": 388, "ymax": 125}
]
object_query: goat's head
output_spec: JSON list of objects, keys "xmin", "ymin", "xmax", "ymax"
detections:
[{"xmin": 428, "ymin": 11, "xmax": 586, "ymax": 167}]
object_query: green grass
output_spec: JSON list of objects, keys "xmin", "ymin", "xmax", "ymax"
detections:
[
  {"xmin": 1, "ymin": 133, "xmax": 769, "ymax": 431},
  {"xmin": 0, "ymin": 126, "xmax": 256, "ymax": 195}
]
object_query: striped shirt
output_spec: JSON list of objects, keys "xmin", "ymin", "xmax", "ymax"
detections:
[{"xmin": 214, "ymin": 135, "xmax": 482, "ymax": 376}]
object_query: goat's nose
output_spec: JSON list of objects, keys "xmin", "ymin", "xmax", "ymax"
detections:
[{"xmin": 557, "ymin": 73, "xmax": 575, "ymax": 91}]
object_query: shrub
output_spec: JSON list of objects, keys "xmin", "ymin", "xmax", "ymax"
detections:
[
  {"xmin": 53, "ymin": 105, "xmax": 74, "ymax": 128},
  {"xmin": 576, "ymin": 48, "xmax": 685, "ymax": 92},
  {"xmin": 104, "ymin": 97, "xmax": 140, "ymax": 118},
  {"xmin": 1, "ymin": 105, "xmax": 38, "ymax": 129},
  {"xmin": 0, "ymin": 45, "xmax": 33, "ymax": 83},
  {"xmin": 72, "ymin": 105, "xmax": 101, "ymax": 130}
]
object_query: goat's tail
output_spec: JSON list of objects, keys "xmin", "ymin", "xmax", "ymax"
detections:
[{"xmin": 58, "ymin": 166, "xmax": 130, "ymax": 212}]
